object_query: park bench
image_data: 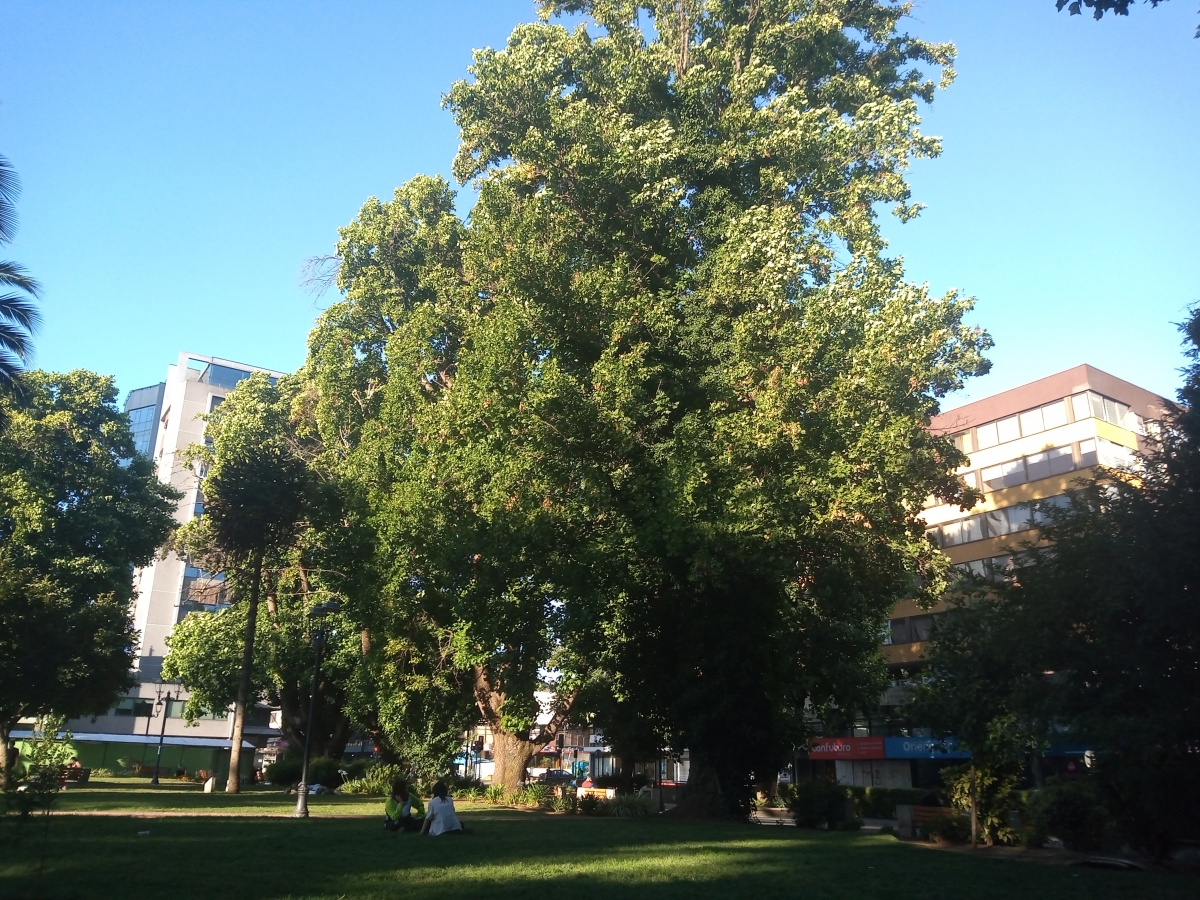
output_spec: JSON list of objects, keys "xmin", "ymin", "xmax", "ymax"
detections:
[
  {"xmin": 60, "ymin": 767, "xmax": 91, "ymax": 787},
  {"xmin": 895, "ymin": 803, "xmax": 952, "ymax": 838}
]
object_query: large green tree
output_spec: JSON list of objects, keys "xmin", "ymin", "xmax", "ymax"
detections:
[
  {"xmin": 308, "ymin": 1, "xmax": 989, "ymax": 805},
  {"xmin": 0, "ymin": 371, "xmax": 179, "ymax": 785},
  {"xmin": 919, "ymin": 309, "xmax": 1200, "ymax": 856}
]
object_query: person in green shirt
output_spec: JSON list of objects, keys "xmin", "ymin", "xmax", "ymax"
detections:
[{"xmin": 384, "ymin": 780, "xmax": 425, "ymax": 833}]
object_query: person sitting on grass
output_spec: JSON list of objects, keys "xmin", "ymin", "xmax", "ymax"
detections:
[
  {"xmin": 384, "ymin": 780, "xmax": 425, "ymax": 833},
  {"xmin": 421, "ymin": 781, "xmax": 463, "ymax": 835}
]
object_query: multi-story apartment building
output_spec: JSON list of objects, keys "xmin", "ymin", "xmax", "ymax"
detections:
[
  {"xmin": 61, "ymin": 352, "xmax": 287, "ymax": 778},
  {"xmin": 883, "ymin": 364, "xmax": 1171, "ymax": 670},
  {"xmin": 804, "ymin": 365, "xmax": 1171, "ymax": 790}
]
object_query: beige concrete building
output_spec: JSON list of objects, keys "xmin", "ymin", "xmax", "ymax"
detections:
[
  {"xmin": 65, "ymin": 353, "xmax": 287, "ymax": 771},
  {"xmin": 883, "ymin": 364, "xmax": 1171, "ymax": 668}
]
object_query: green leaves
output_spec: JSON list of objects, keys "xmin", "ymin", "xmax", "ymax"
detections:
[{"xmin": 0, "ymin": 371, "xmax": 180, "ymax": 734}]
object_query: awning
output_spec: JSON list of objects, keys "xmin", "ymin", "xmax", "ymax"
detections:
[{"xmin": 10, "ymin": 730, "xmax": 254, "ymax": 750}]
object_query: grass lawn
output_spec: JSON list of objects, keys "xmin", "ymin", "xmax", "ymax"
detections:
[{"xmin": 1, "ymin": 792, "xmax": 1192, "ymax": 900}]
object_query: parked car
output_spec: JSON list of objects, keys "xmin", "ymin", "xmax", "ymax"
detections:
[{"xmin": 536, "ymin": 769, "xmax": 576, "ymax": 786}]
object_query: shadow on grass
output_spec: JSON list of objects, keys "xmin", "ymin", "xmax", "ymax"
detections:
[{"xmin": 0, "ymin": 808, "xmax": 1190, "ymax": 900}]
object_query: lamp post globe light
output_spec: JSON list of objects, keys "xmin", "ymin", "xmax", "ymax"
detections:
[
  {"xmin": 150, "ymin": 684, "xmax": 178, "ymax": 786},
  {"xmin": 293, "ymin": 599, "xmax": 342, "ymax": 819}
]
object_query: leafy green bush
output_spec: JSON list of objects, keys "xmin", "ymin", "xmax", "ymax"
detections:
[
  {"xmin": 1025, "ymin": 778, "xmax": 1107, "ymax": 852},
  {"xmin": 942, "ymin": 762, "xmax": 1023, "ymax": 846},
  {"xmin": 264, "ymin": 757, "xmax": 302, "ymax": 787},
  {"xmin": 339, "ymin": 763, "xmax": 405, "ymax": 796},
  {"xmin": 89, "ymin": 767, "xmax": 116, "ymax": 779},
  {"xmin": 512, "ymin": 784, "xmax": 551, "ymax": 807},
  {"xmin": 785, "ymin": 780, "xmax": 851, "ymax": 829},
  {"xmin": 455, "ymin": 784, "xmax": 484, "ymax": 801},
  {"xmin": 597, "ymin": 794, "xmax": 656, "ymax": 818},
  {"xmin": 341, "ymin": 758, "xmax": 374, "ymax": 781},
  {"xmin": 579, "ymin": 794, "xmax": 601, "ymax": 816},
  {"xmin": 550, "ymin": 794, "xmax": 578, "ymax": 813},
  {"xmin": 845, "ymin": 787, "xmax": 928, "ymax": 819},
  {"xmin": 484, "ymin": 784, "xmax": 508, "ymax": 805},
  {"xmin": 265, "ymin": 756, "xmax": 343, "ymax": 789},
  {"xmin": 925, "ymin": 811, "xmax": 972, "ymax": 843}
]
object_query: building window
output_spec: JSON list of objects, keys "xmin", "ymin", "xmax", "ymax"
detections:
[
  {"xmin": 1072, "ymin": 391, "xmax": 1145, "ymax": 434},
  {"xmin": 199, "ymin": 363, "xmax": 252, "ymax": 390},
  {"xmin": 127, "ymin": 405, "xmax": 158, "ymax": 457},
  {"xmin": 1026, "ymin": 446, "xmax": 1074, "ymax": 481},
  {"xmin": 112, "ymin": 698, "xmax": 155, "ymax": 717},
  {"xmin": 981, "ymin": 458, "xmax": 1026, "ymax": 491}
]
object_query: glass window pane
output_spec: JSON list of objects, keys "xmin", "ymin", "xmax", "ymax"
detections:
[
  {"xmin": 976, "ymin": 422, "xmax": 998, "ymax": 449},
  {"xmin": 960, "ymin": 471, "xmax": 977, "ymax": 490},
  {"xmin": 1102, "ymin": 397, "xmax": 1120, "ymax": 425},
  {"xmin": 1048, "ymin": 446, "xmax": 1075, "ymax": 476},
  {"xmin": 941, "ymin": 521, "xmax": 962, "ymax": 547},
  {"xmin": 910, "ymin": 616, "xmax": 934, "ymax": 642},
  {"xmin": 997, "ymin": 416, "xmax": 1021, "ymax": 444},
  {"xmin": 981, "ymin": 464, "xmax": 1005, "ymax": 491},
  {"xmin": 1072, "ymin": 393, "xmax": 1090, "ymax": 421},
  {"xmin": 961, "ymin": 516, "xmax": 984, "ymax": 543},
  {"xmin": 1042, "ymin": 400, "xmax": 1069, "ymax": 429},
  {"xmin": 984, "ymin": 509, "xmax": 1012, "ymax": 536},
  {"xmin": 888, "ymin": 618, "xmax": 911, "ymax": 644},
  {"xmin": 926, "ymin": 528, "xmax": 942, "ymax": 548},
  {"xmin": 1019, "ymin": 408, "xmax": 1044, "ymax": 436},
  {"xmin": 1098, "ymin": 438, "xmax": 1134, "ymax": 468},
  {"xmin": 1079, "ymin": 439, "xmax": 1098, "ymax": 467},
  {"xmin": 954, "ymin": 432, "xmax": 973, "ymax": 453},
  {"xmin": 1003, "ymin": 459, "xmax": 1026, "ymax": 487},
  {"xmin": 1026, "ymin": 451, "xmax": 1051, "ymax": 482},
  {"xmin": 1090, "ymin": 392, "xmax": 1107, "ymax": 421}
]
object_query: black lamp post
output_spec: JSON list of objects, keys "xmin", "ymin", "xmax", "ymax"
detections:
[
  {"xmin": 150, "ymin": 688, "xmax": 174, "ymax": 786},
  {"xmin": 293, "ymin": 599, "xmax": 342, "ymax": 819}
]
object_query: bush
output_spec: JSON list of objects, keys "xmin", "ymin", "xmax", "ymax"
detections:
[
  {"xmin": 339, "ymin": 763, "xmax": 405, "ymax": 796},
  {"xmin": 942, "ymin": 762, "xmax": 1023, "ymax": 846},
  {"xmin": 925, "ymin": 811, "xmax": 972, "ymax": 844},
  {"xmin": 484, "ymin": 784, "xmax": 508, "ymax": 805},
  {"xmin": 1025, "ymin": 778, "xmax": 1107, "ymax": 853},
  {"xmin": 550, "ymin": 794, "xmax": 578, "ymax": 814},
  {"xmin": 785, "ymin": 780, "xmax": 851, "ymax": 829},
  {"xmin": 90, "ymin": 767, "xmax": 116, "ymax": 779},
  {"xmin": 846, "ymin": 787, "xmax": 928, "ymax": 819},
  {"xmin": 341, "ymin": 758, "xmax": 374, "ymax": 781},
  {"xmin": 579, "ymin": 794, "xmax": 601, "ymax": 816},
  {"xmin": 512, "ymin": 784, "xmax": 551, "ymax": 807},
  {"xmin": 597, "ymin": 794, "xmax": 656, "ymax": 818},
  {"xmin": 265, "ymin": 756, "xmax": 343, "ymax": 789},
  {"xmin": 455, "ymin": 784, "xmax": 485, "ymax": 802}
]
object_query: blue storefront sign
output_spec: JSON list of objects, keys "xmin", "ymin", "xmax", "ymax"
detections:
[{"xmin": 884, "ymin": 737, "xmax": 972, "ymax": 760}]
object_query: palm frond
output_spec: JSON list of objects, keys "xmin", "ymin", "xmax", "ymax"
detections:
[
  {"xmin": 0, "ymin": 319, "xmax": 34, "ymax": 362},
  {"xmin": 0, "ymin": 291, "xmax": 41, "ymax": 333},
  {"xmin": 0, "ymin": 260, "xmax": 42, "ymax": 298},
  {"xmin": 0, "ymin": 346, "xmax": 26, "ymax": 386},
  {"xmin": 0, "ymin": 156, "xmax": 19, "ymax": 245}
]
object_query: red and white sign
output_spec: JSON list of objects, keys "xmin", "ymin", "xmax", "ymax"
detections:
[{"xmin": 807, "ymin": 737, "xmax": 886, "ymax": 760}]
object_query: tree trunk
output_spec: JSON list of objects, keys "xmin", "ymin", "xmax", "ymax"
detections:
[
  {"xmin": 670, "ymin": 761, "xmax": 728, "ymax": 818},
  {"xmin": 226, "ymin": 549, "xmax": 263, "ymax": 793},
  {"xmin": 969, "ymin": 763, "xmax": 978, "ymax": 848},
  {"xmin": 492, "ymin": 729, "xmax": 536, "ymax": 790},
  {"xmin": 0, "ymin": 723, "xmax": 11, "ymax": 789}
]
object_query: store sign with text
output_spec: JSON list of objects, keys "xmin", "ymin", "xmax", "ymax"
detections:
[
  {"xmin": 883, "ymin": 737, "xmax": 971, "ymax": 760},
  {"xmin": 807, "ymin": 737, "xmax": 886, "ymax": 760}
]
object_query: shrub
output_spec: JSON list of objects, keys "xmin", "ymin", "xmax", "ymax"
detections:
[
  {"xmin": 550, "ymin": 794, "xmax": 578, "ymax": 814},
  {"xmin": 785, "ymin": 780, "xmax": 850, "ymax": 829},
  {"xmin": 579, "ymin": 794, "xmax": 601, "ymax": 816},
  {"xmin": 1025, "ymin": 778, "xmax": 1107, "ymax": 853},
  {"xmin": 264, "ymin": 757, "xmax": 302, "ymax": 787},
  {"xmin": 339, "ymin": 763, "xmax": 405, "ymax": 796},
  {"xmin": 941, "ymin": 762, "xmax": 1023, "ymax": 846},
  {"xmin": 342, "ymin": 758, "xmax": 374, "ymax": 781},
  {"xmin": 846, "ymin": 787, "xmax": 928, "ymax": 819},
  {"xmin": 266, "ymin": 756, "xmax": 344, "ymax": 789},
  {"xmin": 513, "ymin": 784, "xmax": 551, "ymax": 807},
  {"xmin": 925, "ymin": 811, "xmax": 972, "ymax": 843},
  {"xmin": 597, "ymin": 794, "xmax": 656, "ymax": 818},
  {"xmin": 455, "ymin": 784, "xmax": 485, "ymax": 802},
  {"xmin": 484, "ymin": 784, "xmax": 508, "ymax": 805},
  {"xmin": 89, "ymin": 767, "xmax": 116, "ymax": 779}
]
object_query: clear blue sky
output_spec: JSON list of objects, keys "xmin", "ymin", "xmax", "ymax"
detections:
[{"xmin": 1, "ymin": 0, "xmax": 1196, "ymax": 407}]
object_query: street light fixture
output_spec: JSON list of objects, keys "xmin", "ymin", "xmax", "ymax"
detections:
[
  {"xmin": 150, "ymin": 685, "xmax": 177, "ymax": 786},
  {"xmin": 293, "ymin": 599, "xmax": 342, "ymax": 819}
]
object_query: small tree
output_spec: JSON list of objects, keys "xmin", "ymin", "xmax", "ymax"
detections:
[{"xmin": 176, "ymin": 373, "xmax": 309, "ymax": 793}]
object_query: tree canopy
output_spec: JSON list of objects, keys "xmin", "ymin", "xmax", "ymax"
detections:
[
  {"xmin": 305, "ymin": 0, "xmax": 990, "ymax": 807},
  {"xmin": 0, "ymin": 370, "xmax": 179, "ymax": 782}
]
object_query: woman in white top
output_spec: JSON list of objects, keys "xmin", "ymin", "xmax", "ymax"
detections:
[{"xmin": 421, "ymin": 781, "xmax": 464, "ymax": 835}]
